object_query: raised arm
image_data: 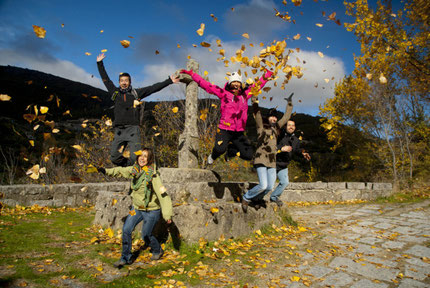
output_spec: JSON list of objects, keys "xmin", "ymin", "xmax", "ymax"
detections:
[
  {"xmin": 96, "ymin": 53, "xmax": 117, "ymax": 94},
  {"xmin": 180, "ymin": 70, "xmax": 225, "ymax": 99},
  {"xmin": 245, "ymin": 70, "xmax": 274, "ymax": 99},
  {"xmin": 105, "ymin": 166, "xmax": 133, "ymax": 179},
  {"xmin": 251, "ymin": 95, "xmax": 263, "ymax": 131},
  {"xmin": 277, "ymin": 99, "xmax": 293, "ymax": 129}
]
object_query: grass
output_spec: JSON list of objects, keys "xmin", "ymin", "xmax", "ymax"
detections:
[{"xmin": 0, "ymin": 204, "xmax": 305, "ymax": 287}]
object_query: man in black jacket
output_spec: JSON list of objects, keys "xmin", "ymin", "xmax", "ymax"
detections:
[
  {"xmin": 97, "ymin": 53, "xmax": 179, "ymax": 166},
  {"xmin": 269, "ymin": 120, "xmax": 311, "ymax": 207}
]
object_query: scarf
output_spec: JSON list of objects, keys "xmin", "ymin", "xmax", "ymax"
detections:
[{"xmin": 131, "ymin": 164, "xmax": 154, "ymax": 208}]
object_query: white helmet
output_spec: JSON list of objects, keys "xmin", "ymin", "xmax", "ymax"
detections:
[{"xmin": 228, "ymin": 72, "xmax": 242, "ymax": 84}]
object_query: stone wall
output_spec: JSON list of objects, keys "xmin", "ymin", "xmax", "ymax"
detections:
[{"xmin": 0, "ymin": 168, "xmax": 393, "ymax": 242}]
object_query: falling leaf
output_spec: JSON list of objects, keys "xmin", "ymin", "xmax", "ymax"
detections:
[
  {"xmin": 85, "ymin": 52, "xmax": 91, "ymax": 56},
  {"xmin": 379, "ymin": 73, "xmax": 387, "ymax": 84},
  {"xmin": 292, "ymin": 0, "xmax": 302, "ymax": 6},
  {"xmin": 211, "ymin": 103, "xmax": 217, "ymax": 108},
  {"xmin": 0, "ymin": 94, "xmax": 11, "ymax": 101},
  {"xmin": 328, "ymin": 12, "xmax": 336, "ymax": 20},
  {"xmin": 366, "ymin": 73, "xmax": 372, "ymax": 80},
  {"xmin": 242, "ymin": 33, "xmax": 249, "ymax": 39},
  {"xmin": 32, "ymin": 25, "xmax": 46, "ymax": 38},
  {"xmin": 154, "ymin": 132, "xmax": 160, "ymax": 137},
  {"xmin": 72, "ymin": 145, "xmax": 83, "ymax": 152},
  {"xmin": 231, "ymin": 7, "xmax": 235, "ymax": 11},
  {"xmin": 100, "ymin": 30, "xmax": 104, "ymax": 33},
  {"xmin": 210, "ymin": 14, "xmax": 218, "ymax": 22},
  {"xmin": 236, "ymin": 152, "xmax": 240, "ymax": 157},
  {"xmin": 129, "ymin": 210, "xmax": 136, "ymax": 216},
  {"xmin": 86, "ymin": 164, "xmax": 98, "ymax": 173},
  {"xmin": 26, "ymin": 164, "xmax": 40, "ymax": 180},
  {"xmin": 217, "ymin": 141, "xmax": 223, "ymax": 146},
  {"xmin": 52, "ymin": 128, "xmax": 60, "ymax": 133},
  {"xmin": 324, "ymin": 78, "xmax": 330, "ymax": 83},
  {"xmin": 177, "ymin": 43, "xmax": 181, "ymax": 48},
  {"xmin": 29, "ymin": 140, "xmax": 35, "ymax": 147},
  {"xmin": 172, "ymin": 107, "xmax": 179, "ymax": 113},
  {"xmin": 133, "ymin": 100, "xmax": 142, "ymax": 108},
  {"xmin": 101, "ymin": 49, "xmax": 107, "ymax": 53},
  {"xmin": 105, "ymin": 119, "xmax": 112, "ymax": 126},
  {"xmin": 200, "ymin": 42, "xmax": 211, "ymax": 48},
  {"xmin": 293, "ymin": 34, "xmax": 301, "ymax": 40},
  {"xmin": 316, "ymin": 23, "xmax": 323, "ymax": 27},
  {"xmin": 196, "ymin": 23, "xmax": 205, "ymax": 36},
  {"xmin": 40, "ymin": 106, "xmax": 49, "ymax": 114},
  {"xmin": 318, "ymin": 51, "xmax": 324, "ymax": 58},
  {"xmin": 155, "ymin": 50, "xmax": 160, "ymax": 55},
  {"xmin": 120, "ymin": 40, "xmax": 130, "ymax": 48},
  {"xmin": 306, "ymin": 37, "xmax": 312, "ymax": 41}
]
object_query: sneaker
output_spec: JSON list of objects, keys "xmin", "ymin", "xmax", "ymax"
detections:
[
  {"xmin": 207, "ymin": 154, "xmax": 214, "ymax": 165},
  {"xmin": 270, "ymin": 199, "xmax": 284, "ymax": 207},
  {"xmin": 150, "ymin": 249, "xmax": 164, "ymax": 260},
  {"xmin": 241, "ymin": 198, "xmax": 249, "ymax": 213},
  {"xmin": 113, "ymin": 259, "xmax": 128, "ymax": 268}
]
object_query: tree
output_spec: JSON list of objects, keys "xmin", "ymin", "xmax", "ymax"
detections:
[{"xmin": 320, "ymin": 0, "xmax": 430, "ymax": 186}]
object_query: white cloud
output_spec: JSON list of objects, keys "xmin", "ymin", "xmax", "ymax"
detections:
[{"xmin": 0, "ymin": 49, "xmax": 104, "ymax": 89}]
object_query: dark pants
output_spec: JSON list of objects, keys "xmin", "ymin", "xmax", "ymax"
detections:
[
  {"xmin": 211, "ymin": 129, "xmax": 253, "ymax": 161},
  {"xmin": 110, "ymin": 125, "xmax": 141, "ymax": 167}
]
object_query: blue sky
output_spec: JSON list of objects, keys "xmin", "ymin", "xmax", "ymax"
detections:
[{"xmin": 0, "ymin": 0, "xmax": 402, "ymax": 116}]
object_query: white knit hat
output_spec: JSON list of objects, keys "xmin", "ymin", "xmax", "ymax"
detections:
[{"xmin": 228, "ymin": 72, "xmax": 242, "ymax": 84}]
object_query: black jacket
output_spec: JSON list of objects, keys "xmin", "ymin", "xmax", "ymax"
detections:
[
  {"xmin": 276, "ymin": 131, "xmax": 302, "ymax": 170},
  {"xmin": 97, "ymin": 61, "xmax": 173, "ymax": 126}
]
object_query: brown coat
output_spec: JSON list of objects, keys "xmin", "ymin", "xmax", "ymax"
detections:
[{"xmin": 252, "ymin": 97, "xmax": 293, "ymax": 168}]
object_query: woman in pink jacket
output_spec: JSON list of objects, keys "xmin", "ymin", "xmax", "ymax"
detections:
[{"xmin": 180, "ymin": 69, "xmax": 273, "ymax": 165}]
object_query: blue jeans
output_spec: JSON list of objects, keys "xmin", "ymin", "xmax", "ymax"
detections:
[
  {"xmin": 243, "ymin": 166, "xmax": 277, "ymax": 202},
  {"xmin": 121, "ymin": 208, "xmax": 161, "ymax": 263},
  {"xmin": 268, "ymin": 168, "xmax": 289, "ymax": 201}
]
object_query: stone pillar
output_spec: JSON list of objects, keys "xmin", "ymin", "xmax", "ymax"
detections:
[{"xmin": 178, "ymin": 59, "xmax": 199, "ymax": 168}]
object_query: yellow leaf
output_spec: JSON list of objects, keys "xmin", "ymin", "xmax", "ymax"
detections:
[
  {"xmin": 154, "ymin": 132, "xmax": 160, "ymax": 137},
  {"xmin": 52, "ymin": 128, "xmax": 60, "ymax": 133},
  {"xmin": 112, "ymin": 199, "xmax": 117, "ymax": 206},
  {"xmin": 32, "ymin": 25, "xmax": 46, "ymax": 38},
  {"xmin": 72, "ymin": 145, "xmax": 83, "ymax": 152},
  {"xmin": 90, "ymin": 237, "xmax": 98, "ymax": 243},
  {"xmin": 86, "ymin": 165, "xmax": 98, "ymax": 173},
  {"xmin": 29, "ymin": 140, "xmax": 35, "ymax": 147},
  {"xmin": 40, "ymin": 106, "xmax": 49, "ymax": 114},
  {"xmin": 293, "ymin": 34, "xmax": 301, "ymax": 40},
  {"xmin": 298, "ymin": 226, "xmax": 307, "ymax": 232},
  {"xmin": 101, "ymin": 49, "xmax": 107, "ymax": 53},
  {"xmin": 172, "ymin": 107, "xmax": 179, "ymax": 113},
  {"xmin": 200, "ymin": 42, "xmax": 211, "ymax": 48},
  {"xmin": 306, "ymin": 37, "xmax": 312, "ymax": 41},
  {"xmin": 255, "ymin": 229, "xmax": 262, "ymax": 236},
  {"xmin": 105, "ymin": 228, "xmax": 114, "ymax": 238},
  {"xmin": 100, "ymin": 30, "xmax": 104, "ymax": 33},
  {"xmin": 0, "ymin": 94, "xmax": 11, "ymax": 101},
  {"xmin": 211, "ymin": 103, "xmax": 217, "ymax": 108},
  {"xmin": 324, "ymin": 78, "xmax": 330, "ymax": 83},
  {"xmin": 120, "ymin": 40, "xmax": 130, "ymax": 48},
  {"xmin": 134, "ymin": 150, "xmax": 142, "ymax": 156},
  {"xmin": 129, "ymin": 210, "xmax": 136, "ymax": 216},
  {"xmin": 242, "ymin": 33, "xmax": 249, "ymax": 39},
  {"xmin": 379, "ymin": 73, "xmax": 387, "ymax": 84},
  {"xmin": 366, "ymin": 73, "xmax": 372, "ymax": 80},
  {"xmin": 210, "ymin": 207, "xmax": 219, "ymax": 213},
  {"xmin": 196, "ymin": 23, "xmax": 205, "ymax": 36},
  {"xmin": 291, "ymin": 276, "xmax": 300, "ymax": 282},
  {"xmin": 85, "ymin": 52, "xmax": 91, "ymax": 56},
  {"xmin": 318, "ymin": 52, "xmax": 324, "ymax": 58},
  {"xmin": 96, "ymin": 265, "xmax": 103, "ymax": 272},
  {"xmin": 236, "ymin": 152, "xmax": 240, "ymax": 157},
  {"xmin": 316, "ymin": 23, "xmax": 323, "ymax": 27},
  {"xmin": 217, "ymin": 141, "xmax": 223, "ymax": 146}
]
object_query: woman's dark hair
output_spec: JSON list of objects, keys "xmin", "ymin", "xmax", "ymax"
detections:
[
  {"xmin": 138, "ymin": 147, "xmax": 154, "ymax": 166},
  {"xmin": 225, "ymin": 82, "xmax": 243, "ymax": 93}
]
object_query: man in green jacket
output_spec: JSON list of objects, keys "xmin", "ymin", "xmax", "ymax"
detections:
[{"xmin": 98, "ymin": 148, "xmax": 172, "ymax": 267}]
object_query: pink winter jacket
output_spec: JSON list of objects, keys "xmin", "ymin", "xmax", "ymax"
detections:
[{"xmin": 187, "ymin": 70, "xmax": 273, "ymax": 132}]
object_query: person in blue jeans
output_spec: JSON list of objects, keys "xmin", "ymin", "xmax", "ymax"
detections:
[
  {"xmin": 241, "ymin": 94, "xmax": 293, "ymax": 212},
  {"xmin": 268, "ymin": 120, "xmax": 311, "ymax": 207},
  {"xmin": 97, "ymin": 148, "xmax": 173, "ymax": 267}
]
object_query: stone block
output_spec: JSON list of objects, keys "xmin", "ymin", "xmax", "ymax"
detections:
[
  {"xmin": 159, "ymin": 168, "xmax": 219, "ymax": 183},
  {"xmin": 336, "ymin": 189, "xmax": 360, "ymax": 201},
  {"xmin": 346, "ymin": 182, "xmax": 366, "ymax": 189},
  {"xmin": 327, "ymin": 182, "xmax": 346, "ymax": 189},
  {"xmin": 371, "ymin": 182, "xmax": 392, "ymax": 190}
]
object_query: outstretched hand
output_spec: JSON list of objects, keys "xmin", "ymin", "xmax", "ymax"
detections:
[
  {"xmin": 97, "ymin": 53, "xmax": 106, "ymax": 62},
  {"xmin": 170, "ymin": 74, "xmax": 180, "ymax": 84},
  {"xmin": 180, "ymin": 69, "xmax": 193, "ymax": 75}
]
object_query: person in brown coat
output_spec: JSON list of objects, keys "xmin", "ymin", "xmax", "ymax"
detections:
[{"xmin": 241, "ymin": 94, "xmax": 293, "ymax": 212}]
